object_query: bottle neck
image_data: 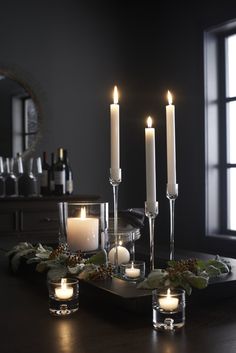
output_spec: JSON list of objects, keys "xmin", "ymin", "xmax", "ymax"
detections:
[{"xmin": 57, "ymin": 148, "xmax": 64, "ymax": 161}]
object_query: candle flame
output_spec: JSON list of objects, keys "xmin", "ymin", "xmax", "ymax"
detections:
[
  {"xmin": 118, "ymin": 240, "xmax": 123, "ymax": 246},
  {"xmin": 167, "ymin": 90, "xmax": 173, "ymax": 105},
  {"xmin": 147, "ymin": 116, "xmax": 152, "ymax": 128},
  {"xmin": 80, "ymin": 207, "xmax": 86, "ymax": 220},
  {"xmin": 61, "ymin": 278, "xmax": 67, "ymax": 290},
  {"xmin": 167, "ymin": 288, "xmax": 171, "ymax": 298},
  {"xmin": 113, "ymin": 86, "xmax": 119, "ymax": 104}
]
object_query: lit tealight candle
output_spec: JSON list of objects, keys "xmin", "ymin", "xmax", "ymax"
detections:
[
  {"xmin": 108, "ymin": 244, "xmax": 130, "ymax": 265},
  {"xmin": 159, "ymin": 288, "xmax": 179, "ymax": 312},
  {"xmin": 125, "ymin": 262, "xmax": 141, "ymax": 278},
  {"xmin": 55, "ymin": 278, "xmax": 73, "ymax": 300}
]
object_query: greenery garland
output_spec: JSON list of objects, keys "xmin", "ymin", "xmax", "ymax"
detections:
[{"xmin": 6, "ymin": 242, "xmax": 231, "ymax": 295}]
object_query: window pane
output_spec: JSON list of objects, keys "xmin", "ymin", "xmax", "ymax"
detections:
[
  {"xmin": 227, "ymin": 168, "xmax": 236, "ymax": 231},
  {"xmin": 226, "ymin": 34, "xmax": 236, "ymax": 98},
  {"xmin": 227, "ymin": 101, "xmax": 236, "ymax": 163},
  {"xmin": 25, "ymin": 98, "xmax": 38, "ymax": 134}
]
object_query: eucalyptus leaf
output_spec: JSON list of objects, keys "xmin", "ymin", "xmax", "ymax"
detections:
[
  {"xmin": 205, "ymin": 265, "xmax": 221, "ymax": 277},
  {"xmin": 183, "ymin": 272, "xmax": 209, "ymax": 289},
  {"xmin": 207, "ymin": 260, "xmax": 230, "ymax": 274},
  {"xmin": 86, "ymin": 250, "xmax": 107, "ymax": 265},
  {"xmin": 47, "ymin": 266, "xmax": 68, "ymax": 281},
  {"xmin": 36, "ymin": 262, "xmax": 49, "ymax": 273},
  {"xmin": 10, "ymin": 248, "xmax": 35, "ymax": 273}
]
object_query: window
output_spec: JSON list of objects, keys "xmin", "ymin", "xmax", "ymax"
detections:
[
  {"xmin": 12, "ymin": 96, "xmax": 38, "ymax": 156},
  {"xmin": 205, "ymin": 20, "xmax": 236, "ymax": 237}
]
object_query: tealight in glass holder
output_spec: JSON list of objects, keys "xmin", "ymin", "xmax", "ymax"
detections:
[
  {"xmin": 152, "ymin": 288, "xmax": 185, "ymax": 331},
  {"xmin": 107, "ymin": 217, "xmax": 141, "ymax": 267},
  {"xmin": 58, "ymin": 202, "xmax": 109, "ymax": 255},
  {"xmin": 120, "ymin": 261, "xmax": 145, "ymax": 282},
  {"xmin": 48, "ymin": 278, "xmax": 79, "ymax": 316}
]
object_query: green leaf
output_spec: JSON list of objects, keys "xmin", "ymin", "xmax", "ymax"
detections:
[
  {"xmin": 207, "ymin": 259, "xmax": 230, "ymax": 274},
  {"xmin": 167, "ymin": 260, "xmax": 177, "ymax": 268},
  {"xmin": 183, "ymin": 271, "xmax": 209, "ymax": 289},
  {"xmin": 47, "ymin": 265, "xmax": 68, "ymax": 281},
  {"xmin": 36, "ymin": 262, "xmax": 49, "ymax": 273},
  {"xmin": 144, "ymin": 269, "xmax": 168, "ymax": 289},
  {"xmin": 6, "ymin": 242, "xmax": 34, "ymax": 258},
  {"xmin": 205, "ymin": 265, "xmax": 221, "ymax": 277},
  {"xmin": 86, "ymin": 250, "xmax": 107, "ymax": 265},
  {"xmin": 10, "ymin": 248, "xmax": 35, "ymax": 273}
]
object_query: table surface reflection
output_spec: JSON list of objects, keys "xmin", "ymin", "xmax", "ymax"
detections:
[{"xmin": 1, "ymin": 255, "xmax": 236, "ymax": 353}]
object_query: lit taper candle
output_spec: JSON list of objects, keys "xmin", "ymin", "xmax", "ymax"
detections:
[
  {"xmin": 145, "ymin": 116, "xmax": 157, "ymax": 211},
  {"xmin": 166, "ymin": 91, "xmax": 176, "ymax": 187},
  {"xmin": 110, "ymin": 86, "xmax": 120, "ymax": 180}
]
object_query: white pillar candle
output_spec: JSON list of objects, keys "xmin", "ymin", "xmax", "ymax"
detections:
[
  {"xmin": 159, "ymin": 288, "xmax": 179, "ymax": 312},
  {"xmin": 145, "ymin": 116, "xmax": 157, "ymax": 210},
  {"xmin": 67, "ymin": 207, "xmax": 99, "ymax": 252},
  {"xmin": 166, "ymin": 91, "xmax": 177, "ymax": 186},
  {"xmin": 125, "ymin": 262, "xmax": 141, "ymax": 278},
  {"xmin": 108, "ymin": 245, "xmax": 130, "ymax": 265},
  {"xmin": 110, "ymin": 86, "xmax": 120, "ymax": 180},
  {"xmin": 55, "ymin": 278, "xmax": 73, "ymax": 300}
]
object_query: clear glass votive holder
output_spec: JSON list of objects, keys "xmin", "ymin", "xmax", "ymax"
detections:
[
  {"xmin": 58, "ymin": 201, "xmax": 109, "ymax": 255},
  {"xmin": 48, "ymin": 278, "xmax": 79, "ymax": 316},
  {"xmin": 152, "ymin": 288, "xmax": 185, "ymax": 331},
  {"xmin": 120, "ymin": 261, "xmax": 145, "ymax": 281}
]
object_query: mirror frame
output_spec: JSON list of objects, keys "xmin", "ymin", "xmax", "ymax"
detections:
[{"xmin": 0, "ymin": 67, "xmax": 43, "ymax": 159}]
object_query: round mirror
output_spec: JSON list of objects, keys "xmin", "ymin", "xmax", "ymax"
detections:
[{"xmin": 0, "ymin": 71, "xmax": 41, "ymax": 158}]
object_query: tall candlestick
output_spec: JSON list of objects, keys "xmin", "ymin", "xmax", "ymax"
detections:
[
  {"xmin": 110, "ymin": 86, "xmax": 120, "ymax": 180},
  {"xmin": 145, "ymin": 116, "xmax": 157, "ymax": 211},
  {"xmin": 166, "ymin": 91, "xmax": 176, "ymax": 187}
]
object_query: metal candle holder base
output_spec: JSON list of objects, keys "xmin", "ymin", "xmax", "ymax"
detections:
[
  {"xmin": 109, "ymin": 168, "xmax": 122, "ymax": 273},
  {"xmin": 166, "ymin": 184, "xmax": 178, "ymax": 261},
  {"xmin": 145, "ymin": 201, "xmax": 159, "ymax": 273}
]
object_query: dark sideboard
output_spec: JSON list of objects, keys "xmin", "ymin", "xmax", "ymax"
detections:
[{"xmin": 0, "ymin": 195, "xmax": 100, "ymax": 244}]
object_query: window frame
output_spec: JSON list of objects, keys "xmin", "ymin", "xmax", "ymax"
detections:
[{"xmin": 204, "ymin": 20, "xmax": 236, "ymax": 240}]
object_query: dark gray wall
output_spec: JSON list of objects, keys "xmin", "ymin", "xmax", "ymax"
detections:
[{"xmin": 1, "ymin": 0, "xmax": 236, "ymax": 255}]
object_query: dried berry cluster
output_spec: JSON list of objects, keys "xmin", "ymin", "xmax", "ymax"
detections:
[
  {"xmin": 167, "ymin": 258, "xmax": 198, "ymax": 279},
  {"xmin": 49, "ymin": 244, "xmax": 65, "ymax": 259},
  {"xmin": 89, "ymin": 264, "xmax": 113, "ymax": 280},
  {"xmin": 66, "ymin": 253, "xmax": 83, "ymax": 267}
]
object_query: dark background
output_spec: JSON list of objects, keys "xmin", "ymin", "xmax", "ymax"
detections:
[{"xmin": 0, "ymin": 0, "xmax": 236, "ymax": 255}]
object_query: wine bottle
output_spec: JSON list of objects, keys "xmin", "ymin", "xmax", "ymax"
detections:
[
  {"xmin": 18, "ymin": 158, "xmax": 37, "ymax": 197},
  {"xmin": 5, "ymin": 157, "xmax": 18, "ymax": 196},
  {"xmin": 41, "ymin": 152, "xmax": 50, "ymax": 195},
  {"xmin": 49, "ymin": 152, "xmax": 56, "ymax": 195},
  {"xmin": 54, "ymin": 148, "xmax": 66, "ymax": 195},
  {"xmin": 63, "ymin": 149, "xmax": 73, "ymax": 195}
]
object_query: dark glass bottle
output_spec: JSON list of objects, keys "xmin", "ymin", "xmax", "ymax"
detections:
[
  {"xmin": 63, "ymin": 149, "xmax": 73, "ymax": 195},
  {"xmin": 5, "ymin": 158, "xmax": 18, "ymax": 196},
  {"xmin": 41, "ymin": 152, "xmax": 50, "ymax": 195},
  {"xmin": 0, "ymin": 157, "xmax": 5, "ymax": 197},
  {"xmin": 49, "ymin": 153, "xmax": 56, "ymax": 195},
  {"xmin": 54, "ymin": 148, "xmax": 66, "ymax": 195},
  {"xmin": 18, "ymin": 158, "xmax": 37, "ymax": 197}
]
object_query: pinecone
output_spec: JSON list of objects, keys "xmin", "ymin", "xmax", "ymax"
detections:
[
  {"xmin": 48, "ymin": 244, "xmax": 65, "ymax": 259},
  {"xmin": 89, "ymin": 264, "xmax": 113, "ymax": 281},
  {"xmin": 167, "ymin": 258, "xmax": 198, "ymax": 279},
  {"xmin": 66, "ymin": 251, "xmax": 83, "ymax": 267}
]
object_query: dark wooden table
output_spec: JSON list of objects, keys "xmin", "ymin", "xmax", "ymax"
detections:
[{"xmin": 1, "ymin": 253, "xmax": 236, "ymax": 353}]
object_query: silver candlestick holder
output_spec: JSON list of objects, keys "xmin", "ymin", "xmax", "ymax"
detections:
[
  {"xmin": 145, "ymin": 201, "xmax": 159, "ymax": 273},
  {"xmin": 166, "ymin": 184, "xmax": 178, "ymax": 261},
  {"xmin": 109, "ymin": 168, "xmax": 122, "ymax": 273}
]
